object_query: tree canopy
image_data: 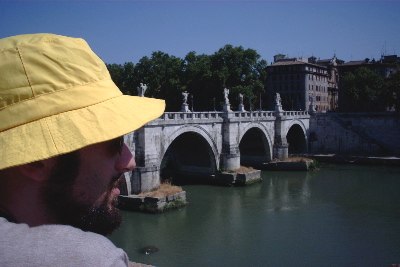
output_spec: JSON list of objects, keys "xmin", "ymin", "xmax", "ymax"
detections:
[
  {"xmin": 107, "ymin": 45, "xmax": 267, "ymax": 111},
  {"xmin": 340, "ymin": 67, "xmax": 396, "ymax": 112}
]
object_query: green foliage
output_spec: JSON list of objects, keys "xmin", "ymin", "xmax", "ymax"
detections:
[
  {"xmin": 107, "ymin": 44, "xmax": 267, "ymax": 111},
  {"xmin": 340, "ymin": 67, "xmax": 386, "ymax": 112},
  {"xmin": 209, "ymin": 45, "xmax": 267, "ymax": 110},
  {"xmin": 384, "ymin": 71, "xmax": 400, "ymax": 112},
  {"xmin": 106, "ymin": 62, "xmax": 136, "ymax": 95}
]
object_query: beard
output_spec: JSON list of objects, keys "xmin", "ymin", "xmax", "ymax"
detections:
[{"xmin": 43, "ymin": 151, "xmax": 122, "ymax": 236}]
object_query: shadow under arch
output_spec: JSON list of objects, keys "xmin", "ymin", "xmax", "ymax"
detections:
[
  {"xmin": 286, "ymin": 123, "xmax": 307, "ymax": 155},
  {"xmin": 239, "ymin": 125, "xmax": 272, "ymax": 167},
  {"xmin": 160, "ymin": 131, "xmax": 218, "ymax": 185}
]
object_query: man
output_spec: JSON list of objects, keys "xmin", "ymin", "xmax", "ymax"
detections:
[{"xmin": 0, "ymin": 34, "xmax": 165, "ymax": 266}]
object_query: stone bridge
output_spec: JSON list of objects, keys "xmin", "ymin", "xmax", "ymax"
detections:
[{"xmin": 124, "ymin": 109, "xmax": 311, "ymax": 193}]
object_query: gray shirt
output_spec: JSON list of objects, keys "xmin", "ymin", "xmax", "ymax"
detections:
[{"xmin": 0, "ymin": 217, "xmax": 129, "ymax": 267}]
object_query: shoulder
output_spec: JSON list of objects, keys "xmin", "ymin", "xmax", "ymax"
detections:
[{"xmin": 0, "ymin": 218, "xmax": 129, "ymax": 267}]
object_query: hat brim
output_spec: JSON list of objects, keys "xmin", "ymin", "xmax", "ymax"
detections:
[{"xmin": 0, "ymin": 95, "xmax": 165, "ymax": 169}]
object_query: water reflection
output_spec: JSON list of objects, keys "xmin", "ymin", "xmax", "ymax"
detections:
[{"xmin": 263, "ymin": 171, "xmax": 311, "ymax": 212}]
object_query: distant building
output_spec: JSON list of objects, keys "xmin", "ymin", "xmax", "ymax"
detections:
[
  {"xmin": 336, "ymin": 54, "xmax": 400, "ymax": 110},
  {"xmin": 337, "ymin": 55, "xmax": 399, "ymax": 78},
  {"xmin": 266, "ymin": 55, "xmax": 336, "ymax": 112},
  {"xmin": 266, "ymin": 53, "xmax": 400, "ymax": 112},
  {"xmin": 316, "ymin": 56, "xmax": 342, "ymax": 111}
]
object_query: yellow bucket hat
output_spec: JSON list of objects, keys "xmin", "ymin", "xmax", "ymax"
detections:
[{"xmin": 0, "ymin": 33, "xmax": 165, "ymax": 170}]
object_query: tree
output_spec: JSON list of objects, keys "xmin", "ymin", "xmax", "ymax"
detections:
[
  {"xmin": 384, "ymin": 71, "xmax": 400, "ymax": 112},
  {"xmin": 134, "ymin": 52, "xmax": 184, "ymax": 111},
  {"xmin": 340, "ymin": 67, "xmax": 385, "ymax": 112},
  {"xmin": 106, "ymin": 62, "xmax": 135, "ymax": 95},
  {"xmin": 209, "ymin": 45, "xmax": 267, "ymax": 110},
  {"xmin": 107, "ymin": 45, "xmax": 268, "ymax": 111},
  {"xmin": 182, "ymin": 51, "xmax": 213, "ymax": 111},
  {"xmin": 106, "ymin": 63, "xmax": 124, "ymax": 90}
]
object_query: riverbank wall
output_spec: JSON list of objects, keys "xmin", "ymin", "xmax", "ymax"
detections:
[
  {"xmin": 309, "ymin": 154, "xmax": 400, "ymax": 166},
  {"xmin": 309, "ymin": 112, "xmax": 400, "ymax": 156}
]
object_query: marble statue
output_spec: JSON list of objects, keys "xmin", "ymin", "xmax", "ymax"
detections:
[
  {"xmin": 275, "ymin": 93, "xmax": 281, "ymax": 106},
  {"xmin": 137, "ymin": 83, "xmax": 147, "ymax": 97},
  {"xmin": 224, "ymin": 88, "xmax": 230, "ymax": 105},
  {"xmin": 239, "ymin": 93, "xmax": 244, "ymax": 105},
  {"xmin": 182, "ymin": 91, "xmax": 189, "ymax": 105}
]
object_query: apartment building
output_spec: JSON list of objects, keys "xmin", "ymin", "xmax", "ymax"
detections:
[{"xmin": 266, "ymin": 55, "xmax": 335, "ymax": 112}]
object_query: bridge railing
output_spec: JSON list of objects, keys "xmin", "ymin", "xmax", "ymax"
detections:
[
  {"xmin": 159, "ymin": 112, "xmax": 224, "ymax": 120},
  {"xmin": 157, "ymin": 110, "xmax": 309, "ymax": 122},
  {"xmin": 281, "ymin": 111, "xmax": 309, "ymax": 116},
  {"xmin": 232, "ymin": 111, "xmax": 275, "ymax": 118}
]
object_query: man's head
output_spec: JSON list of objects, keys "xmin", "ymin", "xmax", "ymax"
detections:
[
  {"xmin": 0, "ymin": 33, "xmax": 165, "ymax": 234},
  {"xmin": 42, "ymin": 136, "xmax": 133, "ymax": 235}
]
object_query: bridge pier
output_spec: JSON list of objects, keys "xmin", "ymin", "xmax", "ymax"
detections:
[
  {"xmin": 130, "ymin": 128, "xmax": 162, "ymax": 193},
  {"xmin": 131, "ymin": 166, "xmax": 160, "ymax": 194},
  {"xmin": 273, "ymin": 111, "xmax": 289, "ymax": 160},
  {"xmin": 220, "ymin": 150, "xmax": 241, "ymax": 171},
  {"xmin": 221, "ymin": 112, "xmax": 241, "ymax": 171},
  {"xmin": 273, "ymin": 143, "xmax": 289, "ymax": 160}
]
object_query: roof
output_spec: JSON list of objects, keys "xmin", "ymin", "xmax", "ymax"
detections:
[
  {"xmin": 341, "ymin": 60, "xmax": 369, "ymax": 66},
  {"xmin": 317, "ymin": 59, "xmax": 331, "ymax": 64},
  {"xmin": 269, "ymin": 60, "xmax": 328, "ymax": 69},
  {"xmin": 270, "ymin": 60, "xmax": 306, "ymax": 66}
]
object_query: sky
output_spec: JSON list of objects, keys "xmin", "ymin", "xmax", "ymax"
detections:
[{"xmin": 1, "ymin": 1, "xmax": 399, "ymax": 65}]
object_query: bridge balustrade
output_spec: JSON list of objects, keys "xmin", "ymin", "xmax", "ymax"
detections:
[
  {"xmin": 281, "ymin": 111, "xmax": 309, "ymax": 117},
  {"xmin": 233, "ymin": 111, "xmax": 275, "ymax": 118},
  {"xmin": 158, "ymin": 110, "xmax": 309, "ymax": 121},
  {"xmin": 159, "ymin": 112, "xmax": 224, "ymax": 121}
]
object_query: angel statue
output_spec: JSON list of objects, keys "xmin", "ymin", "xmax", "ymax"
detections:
[
  {"xmin": 224, "ymin": 88, "xmax": 230, "ymax": 105},
  {"xmin": 182, "ymin": 91, "xmax": 189, "ymax": 105},
  {"xmin": 137, "ymin": 83, "xmax": 147, "ymax": 97}
]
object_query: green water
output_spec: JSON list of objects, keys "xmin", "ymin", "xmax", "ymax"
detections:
[{"xmin": 110, "ymin": 164, "xmax": 400, "ymax": 267}]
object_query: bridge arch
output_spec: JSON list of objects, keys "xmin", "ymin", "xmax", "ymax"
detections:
[
  {"xmin": 239, "ymin": 123, "xmax": 273, "ymax": 166},
  {"xmin": 285, "ymin": 120, "xmax": 308, "ymax": 155},
  {"xmin": 159, "ymin": 125, "xmax": 219, "ymax": 184}
]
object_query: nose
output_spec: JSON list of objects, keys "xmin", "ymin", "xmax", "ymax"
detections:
[{"xmin": 115, "ymin": 143, "xmax": 136, "ymax": 172}]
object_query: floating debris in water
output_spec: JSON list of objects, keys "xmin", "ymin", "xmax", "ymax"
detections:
[{"xmin": 139, "ymin": 245, "xmax": 159, "ymax": 255}]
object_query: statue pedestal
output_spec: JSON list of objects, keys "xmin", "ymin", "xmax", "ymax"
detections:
[
  {"xmin": 238, "ymin": 104, "xmax": 246, "ymax": 112},
  {"xmin": 181, "ymin": 103, "xmax": 191, "ymax": 112},
  {"xmin": 275, "ymin": 104, "xmax": 283, "ymax": 113},
  {"xmin": 308, "ymin": 103, "xmax": 316, "ymax": 114},
  {"xmin": 223, "ymin": 104, "xmax": 232, "ymax": 112},
  {"xmin": 273, "ymin": 144, "xmax": 288, "ymax": 160}
]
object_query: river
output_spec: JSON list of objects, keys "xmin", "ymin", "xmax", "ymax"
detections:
[{"xmin": 109, "ymin": 163, "xmax": 400, "ymax": 267}]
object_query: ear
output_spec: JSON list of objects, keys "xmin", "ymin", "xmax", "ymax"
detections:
[{"xmin": 18, "ymin": 158, "xmax": 57, "ymax": 183}]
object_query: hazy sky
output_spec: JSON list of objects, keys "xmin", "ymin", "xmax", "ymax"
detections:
[{"xmin": 1, "ymin": 1, "xmax": 399, "ymax": 64}]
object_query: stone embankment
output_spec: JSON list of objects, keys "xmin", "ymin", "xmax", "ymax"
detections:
[
  {"xmin": 309, "ymin": 154, "xmax": 400, "ymax": 166},
  {"xmin": 309, "ymin": 113, "xmax": 400, "ymax": 156}
]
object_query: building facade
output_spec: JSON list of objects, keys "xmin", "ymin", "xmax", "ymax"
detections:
[
  {"xmin": 266, "ymin": 55, "xmax": 335, "ymax": 112},
  {"xmin": 315, "ymin": 56, "xmax": 341, "ymax": 111}
]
